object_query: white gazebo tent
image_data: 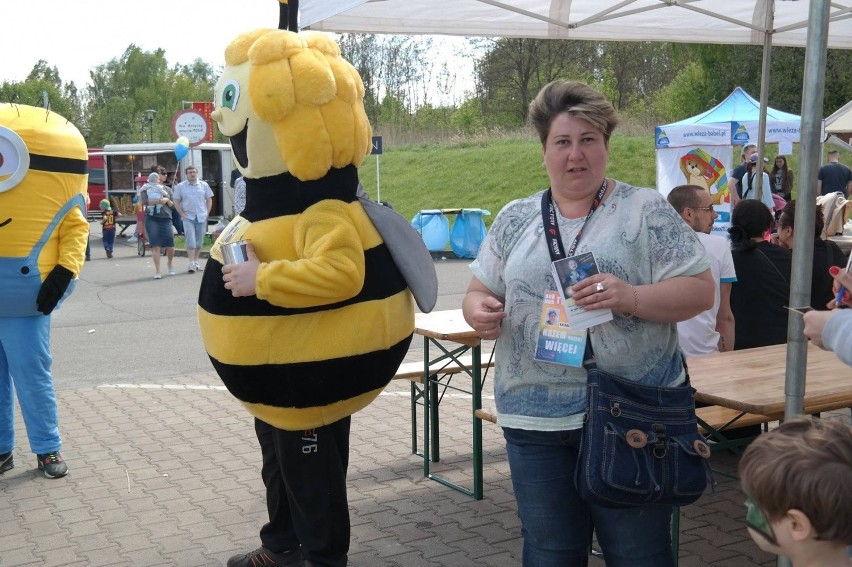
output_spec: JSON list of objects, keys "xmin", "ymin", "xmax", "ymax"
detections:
[
  {"xmin": 302, "ymin": 1, "xmax": 849, "ymax": 485},
  {"xmin": 825, "ymin": 98, "xmax": 852, "ymax": 144}
]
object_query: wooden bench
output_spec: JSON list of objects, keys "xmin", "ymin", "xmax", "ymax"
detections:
[
  {"xmin": 474, "ymin": 408, "xmax": 498, "ymax": 424},
  {"xmin": 694, "ymin": 406, "xmax": 774, "ymax": 436},
  {"xmin": 393, "ymin": 352, "xmax": 495, "ymax": 460},
  {"xmin": 392, "ymin": 354, "xmax": 495, "ymax": 383},
  {"xmin": 475, "ymin": 405, "xmax": 774, "ymax": 440}
]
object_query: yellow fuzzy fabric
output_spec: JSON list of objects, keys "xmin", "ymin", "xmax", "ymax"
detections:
[
  {"xmin": 245, "ymin": 387, "xmax": 387, "ymax": 431},
  {"xmin": 204, "ymin": 27, "xmax": 413, "ymax": 431}
]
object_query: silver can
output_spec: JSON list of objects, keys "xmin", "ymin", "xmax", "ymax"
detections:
[{"xmin": 222, "ymin": 240, "xmax": 250, "ymax": 265}]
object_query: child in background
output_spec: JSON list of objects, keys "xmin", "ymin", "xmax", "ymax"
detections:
[
  {"xmin": 100, "ymin": 199, "xmax": 119, "ymax": 258},
  {"xmin": 738, "ymin": 416, "xmax": 852, "ymax": 567}
]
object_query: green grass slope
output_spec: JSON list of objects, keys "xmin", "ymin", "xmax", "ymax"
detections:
[{"xmin": 356, "ymin": 134, "xmax": 658, "ymax": 226}]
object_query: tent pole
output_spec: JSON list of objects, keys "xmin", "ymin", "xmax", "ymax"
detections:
[
  {"xmin": 755, "ymin": 1, "xmax": 774, "ymax": 203},
  {"xmin": 778, "ymin": 5, "xmax": 831, "ymax": 566}
]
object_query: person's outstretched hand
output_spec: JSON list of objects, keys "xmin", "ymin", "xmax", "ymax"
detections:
[
  {"xmin": 803, "ymin": 310, "xmax": 835, "ymax": 349},
  {"xmin": 36, "ymin": 265, "xmax": 74, "ymax": 315}
]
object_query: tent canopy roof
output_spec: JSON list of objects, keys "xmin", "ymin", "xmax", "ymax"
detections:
[
  {"xmin": 825, "ymin": 99, "xmax": 852, "ymax": 133},
  {"xmin": 302, "ymin": 1, "xmax": 852, "ymax": 50},
  {"xmin": 663, "ymin": 87, "xmax": 800, "ymax": 128}
]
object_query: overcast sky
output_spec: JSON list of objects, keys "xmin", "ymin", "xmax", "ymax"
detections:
[
  {"xmin": 3, "ymin": 1, "xmax": 473, "ymax": 103},
  {"xmin": 3, "ymin": 1, "xmax": 287, "ymax": 87}
]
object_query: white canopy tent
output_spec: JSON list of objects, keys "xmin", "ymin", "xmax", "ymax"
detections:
[
  {"xmin": 825, "ymin": 98, "xmax": 852, "ymax": 142},
  {"xmin": 302, "ymin": 1, "xmax": 852, "ymax": 48},
  {"xmin": 301, "ymin": 2, "xmax": 848, "ymax": 495}
]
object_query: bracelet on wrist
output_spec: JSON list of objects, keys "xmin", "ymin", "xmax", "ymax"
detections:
[{"xmin": 624, "ymin": 285, "xmax": 640, "ymax": 318}]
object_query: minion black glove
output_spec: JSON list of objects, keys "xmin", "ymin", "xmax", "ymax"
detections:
[{"xmin": 36, "ymin": 265, "xmax": 74, "ymax": 315}]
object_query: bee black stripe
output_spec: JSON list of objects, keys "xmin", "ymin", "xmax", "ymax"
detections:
[{"xmin": 211, "ymin": 336, "xmax": 411, "ymax": 408}]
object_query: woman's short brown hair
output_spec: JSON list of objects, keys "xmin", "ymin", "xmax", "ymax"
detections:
[
  {"xmin": 527, "ymin": 80, "xmax": 619, "ymax": 145},
  {"xmin": 739, "ymin": 416, "xmax": 852, "ymax": 543}
]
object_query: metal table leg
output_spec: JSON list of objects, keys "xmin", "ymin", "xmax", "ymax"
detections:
[{"xmin": 421, "ymin": 336, "xmax": 484, "ymax": 499}]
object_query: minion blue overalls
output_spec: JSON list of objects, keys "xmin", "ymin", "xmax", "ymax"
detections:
[{"xmin": 0, "ymin": 194, "xmax": 84, "ymax": 456}]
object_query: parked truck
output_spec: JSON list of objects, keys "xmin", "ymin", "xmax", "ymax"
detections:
[{"xmin": 100, "ymin": 142, "xmax": 235, "ymax": 221}]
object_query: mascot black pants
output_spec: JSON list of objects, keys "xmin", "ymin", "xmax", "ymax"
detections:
[{"xmin": 256, "ymin": 417, "xmax": 351, "ymax": 567}]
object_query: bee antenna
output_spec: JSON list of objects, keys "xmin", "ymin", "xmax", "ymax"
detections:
[{"xmin": 278, "ymin": 0, "xmax": 299, "ymax": 32}]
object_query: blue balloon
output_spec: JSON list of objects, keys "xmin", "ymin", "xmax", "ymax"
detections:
[{"xmin": 175, "ymin": 143, "xmax": 189, "ymax": 160}]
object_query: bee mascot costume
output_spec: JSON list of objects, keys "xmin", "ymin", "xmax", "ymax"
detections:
[
  {"xmin": 199, "ymin": 2, "xmax": 437, "ymax": 565},
  {"xmin": 0, "ymin": 104, "xmax": 88, "ymax": 479}
]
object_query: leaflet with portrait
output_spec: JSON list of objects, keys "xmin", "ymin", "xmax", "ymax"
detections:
[{"xmin": 550, "ymin": 251, "xmax": 613, "ymax": 330}]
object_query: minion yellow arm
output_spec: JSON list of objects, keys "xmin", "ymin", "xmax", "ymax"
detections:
[
  {"xmin": 55, "ymin": 207, "xmax": 89, "ymax": 277},
  {"xmin": 255, "ymin": 202, "xmax": 365, "ymax": 308}
]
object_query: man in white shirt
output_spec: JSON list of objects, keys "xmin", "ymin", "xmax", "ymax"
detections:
[
  {"xmin": 172, "ymin": 166, "xmax": 213, "ymax": 273},
  {"xmin": 667, "ymin": 185, "xmax": 737, "ymax": 355}
]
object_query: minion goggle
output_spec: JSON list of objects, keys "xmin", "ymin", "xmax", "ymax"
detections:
[
  {"xmin": 0, "ymin": 125, "xmax": 87, "ymax": 193},
  {"xmin": 744, "ymin": 496, "xmax": 778, "ymax": 546}
]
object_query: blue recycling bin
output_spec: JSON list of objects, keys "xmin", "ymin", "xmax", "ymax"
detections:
[
  {"xmin": 411, "ymin": 210, "xmax": 449, "ymax": 252},
  {"xmin": 449, "ymin": 208, "xmax": 490, "ymax": 259}
]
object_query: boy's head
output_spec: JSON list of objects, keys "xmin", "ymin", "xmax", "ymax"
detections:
[
  {"xmin": 99, "ymin": 199, "xmax": 111, "ymax": 211},
  {"xmin": 739, "ymin": 417, "xmax": 852, "ymax": 554}
]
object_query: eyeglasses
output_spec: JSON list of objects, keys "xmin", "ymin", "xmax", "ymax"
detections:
[
  {"xmin": 692, "ymin": 206, "xmax": 715, "ymax": 212},
  {"xmin": 744, "ymin": 497, "xmax": 778, "ymax": 546}
]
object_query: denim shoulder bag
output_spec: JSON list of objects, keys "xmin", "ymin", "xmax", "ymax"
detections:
[{"xmin": 574, "ymin": 339, "xmax": 712, "ymax": 508}]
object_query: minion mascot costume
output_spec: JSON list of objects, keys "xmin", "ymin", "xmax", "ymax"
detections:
[
  {"xmin": 0, "ymin": 104, "xmax": 88, "ymax": 479},
  {"xmin": 199, "ymin": 2, "xmax": 437, "ymax": 565}
]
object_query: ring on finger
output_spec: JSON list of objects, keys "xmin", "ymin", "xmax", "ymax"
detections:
[{"xmin": 596, "ymin": 282, "xmax": 606, "ymax": 293}]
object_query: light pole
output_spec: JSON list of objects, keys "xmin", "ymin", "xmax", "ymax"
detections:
[{"xmin": 145, "ymin": 109, "xmax": 156, "ymax": 143}]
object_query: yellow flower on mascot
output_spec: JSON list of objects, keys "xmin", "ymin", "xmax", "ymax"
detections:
[{"xmin": 198, "ymin": 8, "xmax": 415, "ymax": 431}]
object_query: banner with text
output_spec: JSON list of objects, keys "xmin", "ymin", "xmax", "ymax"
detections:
[{"xmin": 655, "ymin": 123, "xmax": 731, "ymax": 149}]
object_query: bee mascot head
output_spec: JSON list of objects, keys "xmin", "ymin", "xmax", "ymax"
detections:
[
  {"xmin": 199, "ymin": 0, "xmax": 429, "ymax": 431},
  {"xmin": 0, "ymin": 104, "xmax": 89, "ymax": 318}
]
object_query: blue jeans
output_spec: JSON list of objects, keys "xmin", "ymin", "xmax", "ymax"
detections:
[{"xmin": 503, "ymin": 427, "xmax": 675, "ymax": 567}]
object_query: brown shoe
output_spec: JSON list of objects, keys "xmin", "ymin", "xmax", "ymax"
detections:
[{"xmin": 226, "ymin": 547, "xmax": 304, "ymax": 567}]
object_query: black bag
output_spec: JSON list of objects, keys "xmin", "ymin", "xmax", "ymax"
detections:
[{"xmin": 575, "ymin": 347, "xmax": 711, "ymax": 508}]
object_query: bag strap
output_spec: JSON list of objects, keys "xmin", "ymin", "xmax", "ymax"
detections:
[
  {"xmin": 582, "ymin": 331, "xmax": 691, "ymax": 385},
  {"xmin": 743, "ymin": 173, "xmax": 754, "ymax": 198},
  {"xmin": 755, "ymin": 247, "xmax": 789, "ymax": 287}
]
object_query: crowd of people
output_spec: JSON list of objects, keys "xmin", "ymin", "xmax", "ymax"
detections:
[{"xmin": 87, "ymin": 163, "xmax": 220, "ymax": 279}]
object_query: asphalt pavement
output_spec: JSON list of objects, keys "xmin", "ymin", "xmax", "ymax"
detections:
[{"xmin": 1, "ymin": 221, "xmax": 848, "ymax": 566}]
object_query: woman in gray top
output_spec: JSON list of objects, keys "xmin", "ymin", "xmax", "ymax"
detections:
[{"xmin": 462, "ymin": 80, "xmax": 713, "ymax": 566}]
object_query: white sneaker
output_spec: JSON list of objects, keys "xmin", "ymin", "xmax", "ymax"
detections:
[{"xmin": 127, "ymin": 235, "xmax": 138, "ymax": 243}]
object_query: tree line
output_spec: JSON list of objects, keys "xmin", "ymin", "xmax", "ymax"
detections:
[{"xmin": 3, "ymin": 37, "xmax": 852, "ymax": 147}]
